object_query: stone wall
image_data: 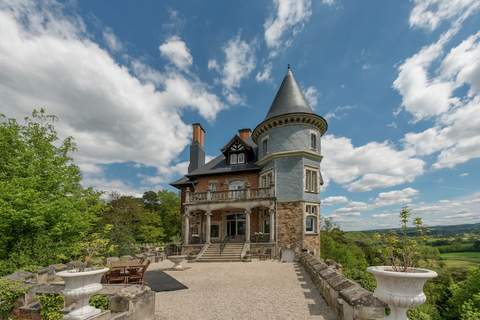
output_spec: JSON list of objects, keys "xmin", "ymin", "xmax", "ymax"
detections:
[
  {"xmin": 277, "ymin": 201, "xmax": 303, "ymax": 252},
  {"xmin": 303, "ymin": 234, "xmax": 320, "ymax": 257},
  {"xmin": 299, "ymin": 253, "xmax": 386, "ymax": 320}
]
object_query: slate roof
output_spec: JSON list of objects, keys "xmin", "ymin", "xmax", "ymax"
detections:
[
  {"xmin": 186, "ymin": 154, "xmax": 260, "ymax": 177},
  {"xmin": 264, "ymin": 68, "xmax": 314, "ymax": 120}
]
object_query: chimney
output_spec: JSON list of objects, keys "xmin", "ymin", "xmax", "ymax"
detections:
[
  {"xmin": 188, "ymin": 123, "xmax": 206, "ymax": 173},
  {"xmin": 238, "ymin": 128, "xmax": 251, "ymax": 141}
]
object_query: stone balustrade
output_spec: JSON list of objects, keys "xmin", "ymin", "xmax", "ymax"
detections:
[{"xmin": 298, "ymin": 252, "xmax": 386, "ymax": 320}]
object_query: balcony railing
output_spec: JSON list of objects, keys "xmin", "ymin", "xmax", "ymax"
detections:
[{"xmin": 185, "ymin": 187, "xmax": 275, "ymax": 204}]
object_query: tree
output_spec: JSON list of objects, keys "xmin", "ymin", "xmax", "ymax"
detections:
[
  {"xmin": 101, "ymin": 194, "xmax": 143, "ymax": 255},
  {"xmin": 156, "ymin": 190, "xmax": 181, "ymax": 241},
  {"xmin": 0, "ymin": 110, "xmax": 104, "ymax": 275}
]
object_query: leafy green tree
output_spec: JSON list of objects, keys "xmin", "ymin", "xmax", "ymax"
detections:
[
  {"xmin": 101, "ymin": 194, "xmax": 143, "ymax": 255},
  {"xmin": 0, "ymin": 110, "xmax": 103, "ymax": 275},
  {"xmin": 446, "ymin": 267, "xmax": 480, "ymax": 319},
  {"xmin": 156, "ymin": 190, "xmax": 181, "ymax": 241}
]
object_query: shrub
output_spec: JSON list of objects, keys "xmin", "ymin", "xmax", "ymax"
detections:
[
  {"xmin": 0, "ymin": 279, "xmax": 30, "ymax": 319},
  {"xmin": 89, "ymin": 294, "xmax": 109, "ymax": 310},
  {"xmin": 39, "ymin": 294, "xmax": 64, "ymax": 320}
]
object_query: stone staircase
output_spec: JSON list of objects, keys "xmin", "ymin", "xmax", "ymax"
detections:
[{"xmin": 196, "ymin": 243, "xmax": 244, "ymax": 262}]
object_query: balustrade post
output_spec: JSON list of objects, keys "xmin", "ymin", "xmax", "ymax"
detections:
[
  {"xmin": 207, "ymin": 190, "xmax": 211, "ymax": 201},
  {"xmin": 246, "ymin": 183, "xmax": 251, "ymax": 199}
]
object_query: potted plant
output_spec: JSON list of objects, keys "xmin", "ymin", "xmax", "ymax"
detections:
[
  {"xmin": 367, "ymin": 207, "xmax": 437, "ymax": 320},
  {"xmin": 57, "ymin": 227, "xmax": 114, "ymax": 320}
]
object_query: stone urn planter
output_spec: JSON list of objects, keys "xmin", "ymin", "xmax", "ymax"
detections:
[
  {"xmin": 57, "ymin": 267, "xmax": 109, "ymax": 320},
  {"xmin": 367, "ymin": 266, "xmax": 437, "ymax": 320},
  {"xmin": 167, "ymin": 255, "xmax": 187, "ymax": 270}
]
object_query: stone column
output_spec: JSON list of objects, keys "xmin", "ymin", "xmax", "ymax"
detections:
[
  {"xmin": 269, "ymin": 208, "xmax": 275, "ymax": 243},
  {"xmin": 184, "ymin": 214, "xmax": 190, "ymax": 245},
  {"xmin": 205, "ymin": 211, "xmax": 212, "ymax": 244},
  {"xmin": 245, "ymin": 208, "xmax": 251, "ymax": 243}
]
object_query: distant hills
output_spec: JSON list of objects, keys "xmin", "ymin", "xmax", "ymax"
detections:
[{"xmin": 353, "ymin": 223, "xmax": 480, "ymax": 237}]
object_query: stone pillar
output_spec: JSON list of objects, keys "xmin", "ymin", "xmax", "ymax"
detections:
[
  {"xmin": 205, "ymin": 211, "xmax": 212, "ymax": 244},
  {"xmin": 184, "ymin": 214, "xmax": 190, "ymax": 245},
  {"xmin": 245, "ymin": 208, "xmax": 251, "ymax": 243},
  {"xmin": 269, "ymin": 208, "xmax": 275, "ymax": 243}
]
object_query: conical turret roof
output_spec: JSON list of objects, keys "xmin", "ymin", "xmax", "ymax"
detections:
[{"xmin": 264, "ymin": 67, "xmax": 314, "ymax": 120}]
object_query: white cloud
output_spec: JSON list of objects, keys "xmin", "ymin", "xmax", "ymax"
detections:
[
  {"xmin": 322, "ymin": 196, "xmax": 348, "ymax": 206},
  {"xmin": 103, "ymin": 27, "xmax": 122, "ymax": 52},
  {"xmin": 159, "ymin": 35, "xmax": 193, "ymax": 70},
  {"xmin": 460, "ymin": 172, "xmax": 469, "ymax": 177},
  {"xmin": 0, "ymin": 0, "xmax": 225, "ymax": 193},
  {"xmin": 324, "ymin": 105, "xmax": 355, "ymax": 121},
  {"xmin": 373, "ymin": 187, "xmax": 419, "ymax": 207},
  {"xmin": 409, "ymin": 0, "xmax": 480, "ymax": 31},
  {"xmin": 303, "ymin": 86, "xmax": 318, "ymax": 108},
  {"xmin": 256, "ymin": 63, "xmax": 273, "ymax": 83},
  {"xmin": 210, "ymin": 35, "xmax": 256, "ymax": 104},
  {"xmin": 264, "ymin": 0, "xmax": 312, "ymax": 54},
  {"xmin": 322, "ymin": 135, "xmax": 425, "ymax": 192}
]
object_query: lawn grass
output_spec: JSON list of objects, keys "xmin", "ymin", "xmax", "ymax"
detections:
[{"xmin": 440, "ymin": 252, "xmax": 480, "ymax": 270}]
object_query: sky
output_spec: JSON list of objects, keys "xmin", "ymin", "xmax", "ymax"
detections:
[{"xmin": 0, "ymin": 0, "xmax": 479, "ymax": 231}]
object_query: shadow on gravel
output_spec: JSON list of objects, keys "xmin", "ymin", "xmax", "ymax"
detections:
[{"xmin": 145, "ymin": 270, "xmax": 188, "ymax": 292}]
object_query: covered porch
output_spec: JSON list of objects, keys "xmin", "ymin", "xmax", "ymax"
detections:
[{"xmin": 183, "ymin": 200, "xmax": 276, "ymax": 246}]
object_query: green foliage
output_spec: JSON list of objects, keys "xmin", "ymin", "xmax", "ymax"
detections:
[
  {"xmin": 381, "ymin": 207, "xmax": 426, "ymax": 271},
  {"xmin": 0, "ymin": 279, "xmax": 30, "ymax": 319},
  {"xmin": 0, "ymin": 110, "xmax": 104, "ymax": 275},
  {"xmin": 446, "ymin": 267, "xmax": 480, "ymax": 319},
  {"xmin": 101, "ymin": 191, "xmax": 181, "ymax": 256},
  {"xmin": 89, "ymin": 294, "xmax": 109, "ymax": 310},
  {"xmin": 39, "ymin": 294, "xmax": 64, "ymax": 320},
  {"xmin": 320, "ymin": 218, "xmax": 376, "ymax": 291}
]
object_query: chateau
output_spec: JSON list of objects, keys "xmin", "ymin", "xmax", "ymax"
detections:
[{"xmin": 171, "ymin": 67, "xmax": 328, "ymax": 260}]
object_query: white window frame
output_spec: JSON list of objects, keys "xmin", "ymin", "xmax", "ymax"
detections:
[
  {"xmin": 208, "ymin": 181, "xmax": 217, "ymax": 192},
  {"xmin": 230, "ymin": 153, "xmax": 238, "ymax": 164},
  {"xmin": 237, "ymin": 153, "xmax": 245, "ymax": 164},
  {"xmin": 310, "ymin": 131, "xmax": 318, "ymax": 151},
  {"xmin": 304, "ymin": 203, "xmax": 319, "ymax": 234},
  {"xmin": 304, "ymin": 166, "xmax": 319, "ymax": 193},
  {"xmin": 259, "ymin": 169, "xmax": 274, "ymax": 188}
]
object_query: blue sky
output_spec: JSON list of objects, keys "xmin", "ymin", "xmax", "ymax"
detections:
[{"xmin": 1, "ymin": 0, "xmax": 479, "ymax": 230}]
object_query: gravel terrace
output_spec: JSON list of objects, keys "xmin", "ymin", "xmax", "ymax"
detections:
[{"xmin": 153, "ymin": 260, "xmax": 336, "ymax": 320}]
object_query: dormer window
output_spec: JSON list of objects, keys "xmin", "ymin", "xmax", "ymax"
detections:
[
  {"xmin": 237, "ymin": 153, "xmax": 245, "ymax": 164},
  {"xmin": 230, "ymin": 153, "xmax": 238, "ymax": 164}
]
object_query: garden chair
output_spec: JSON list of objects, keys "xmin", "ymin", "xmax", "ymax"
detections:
[
  {"xmin": 127, "ymin": 260, "xmax": 150, "ymax": 285},
  {"xmin": 105, "ymin": 268, "xmax": 127, "ymax": 284}
]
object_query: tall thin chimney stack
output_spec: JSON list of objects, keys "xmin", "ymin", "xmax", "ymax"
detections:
[
  {"xmin": 188, "ymin": 123, "xmax": 206, "ymax": 173},
  {"xmin": 238, "ymin": 128, "xmax": 251, "ymax": 141}
]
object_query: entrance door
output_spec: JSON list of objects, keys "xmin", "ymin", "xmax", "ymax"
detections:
[{"xmin": 226, "ymin": 213, "xmax": 246, "ymax": 241}]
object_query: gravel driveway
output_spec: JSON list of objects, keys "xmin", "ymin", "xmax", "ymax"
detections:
[{"xmin": 153, "ymin": 260, "xmax": 336, "ymax": 320}]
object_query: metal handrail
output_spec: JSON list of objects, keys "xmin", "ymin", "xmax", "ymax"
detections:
[{"xmin": 219, "ymin": 235, "xmax": 230, "ymax": 253}]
